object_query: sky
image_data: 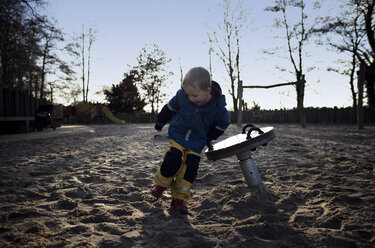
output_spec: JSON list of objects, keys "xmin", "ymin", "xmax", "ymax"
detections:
[{"xmin": 44, "ymin": 0, "xmax": 353, "ymax": 110}]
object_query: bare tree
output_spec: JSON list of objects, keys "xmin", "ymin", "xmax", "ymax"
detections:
[
  {"xmin": 315, "ymin": 3, "xmax": 364, "ymax": 114},
  {"xmin": 38, "ymin": 17, "xmax": 64, "ymax": 102},
  {"xmin": 51, "ymin": 58, "xmax": 77, "ymax": 105},
  {"xmin": 265, "ymin": 0, "xmax": 311, "ymax": 128},
  {"xmin": 350, "ymin": 0, "xmax": 375, "ymax": 107},
  {"xmin": 207, "ymin": 0, "xmax": 247, "ymax": 112},
  {"xmin": 208, "ymin": 44, "xmax": 213, "ymax": 76},
  {"xmin": 314, "ymin": 0, "xmax": 375, "ymax": 111},
  {"xmin": 0, "ymin": 0, "xmax": 76, "ymax": 106},
  {"xmin": 68, "ymin": 25, "xmax": 97, "ymax": 103},
  {"xmin": 86, "ymin": 27, "xmax": 96, "ymax": 103},
  {"xmin": 0, "ymin": 0, "xmax": 46, "ymax": 89},
  {"xmin": 178, "ymin": 57, "xmax": 183, "ymax": 85}
]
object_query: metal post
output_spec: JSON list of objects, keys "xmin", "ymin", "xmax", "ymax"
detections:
[
  {"xmin": 236, "ymin": 151, "xmax": 264, "ymax": 192},
  {"xmin": 237, "ymin": 80, "xmax": 243, "ymax": 127}
]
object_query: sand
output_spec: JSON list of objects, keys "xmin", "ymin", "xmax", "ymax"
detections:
[{"xmin": 0, "ymin": 123, "xmax": 374, "ymax": 248}]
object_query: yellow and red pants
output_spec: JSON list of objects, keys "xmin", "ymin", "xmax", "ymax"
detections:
[{"xmin": 154, "ymin": 140, "xmax": 201, "ymax": 200}]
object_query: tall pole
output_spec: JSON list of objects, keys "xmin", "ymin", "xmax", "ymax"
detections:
[
  {"xmin": 298, "ymin": 75, "xmax": 306, "ymax": 128},
  {"xmin": 237, "ymin": 80, "xmax": 243, "ymax": 127}
]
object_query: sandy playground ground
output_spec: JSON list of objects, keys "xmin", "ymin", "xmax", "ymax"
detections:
[{"xmin": 0, "ymin": 123, "xmax": 374, "ymax": 247}]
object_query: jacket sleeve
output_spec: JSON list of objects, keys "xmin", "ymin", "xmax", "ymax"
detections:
[
  {"xmin": 207, "ymin": 104, "xmax": 230, "ymax": 141},
  {"xmin": 154, "ymin": 104, "xmax": 176, "ymax": 131},
  {"xmin": 154, "ymin": 90, "xmax": 182, "ymax": 131},
  {"xmin": 207, "ymin": 125, "xmax": 225, "ymax": 141}
]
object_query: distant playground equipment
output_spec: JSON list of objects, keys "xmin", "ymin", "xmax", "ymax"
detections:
[
  {"xmin": 205, "ymin": 124, "xmax": 275, "ymax": 193},
  {"xmin": 63, "ymin": 103, "xmax": 125, "ymax": 124}
]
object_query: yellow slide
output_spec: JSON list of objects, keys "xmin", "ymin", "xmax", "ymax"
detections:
[
  {"xmin": 102, "ymin": 106, "xmax": 125, "ymax": 124},
  {"xmin": 76, "ymin": 103, "xmax": 93, "ymax": 112},
  {"xmin": 85, "ymin": 104, "xmax": 97, "ymax": 121}
]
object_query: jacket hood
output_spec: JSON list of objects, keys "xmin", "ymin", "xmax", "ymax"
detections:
[
  {"xmin": 210, "ymin": 80, "xmax": 226, "ymax": 109},
  {"xmin": 211, "ymin": 80, "xmax": 223, "ymax": 100}
]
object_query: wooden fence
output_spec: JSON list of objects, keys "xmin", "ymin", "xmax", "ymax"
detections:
[
  {"xmin": 113, "ymin": 106, "xmax": 374, "ymax": 125},
  {"xmin": 230, "ymin": 106, "xmax": 375, "ymax": 124},
  {"xmin": 0, "ymin": 87, "xmax": 36, "ymax": 132}
]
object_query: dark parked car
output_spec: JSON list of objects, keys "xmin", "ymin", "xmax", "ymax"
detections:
[{"xmin": 35, "ymin": 104, "xmax": 55, "ymax": 131}]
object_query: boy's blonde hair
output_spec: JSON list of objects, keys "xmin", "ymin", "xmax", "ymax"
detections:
[{"xmin": 182, "ymin": 67, "xmax": 212, "ymax": 90}]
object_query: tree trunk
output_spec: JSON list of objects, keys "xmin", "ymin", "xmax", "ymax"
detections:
[
  {"xmin": 349, "ymin": 54, "xmax": 357, "ymax": 120},
  {"xmin": 365, "ymin": 64, "xmax": 375, "ymax": 106},
  {"xmin": 357, "ymin": 63, "xmax": 365, "ymax": 130},
  {"xmin": 34, "ymin": 75, "xmax": 39, "ymax": 103},
  {"xmin": 86, "ymin": 28, "xmax": 95, "ymax": 103},
  {"xmin": 364, "ymin": 2, "xmax": 375, "ymax": 106},
  {"xmin": 81, "ymin": 25, "xmax": 86, "ymax": 103},
  {"xmin": 297, "ymin": 75, "xmax": 306, "ymax": 128},
  {"xmin": 40, "ymin": 42, "xmax": 48, "ymax": 102}
]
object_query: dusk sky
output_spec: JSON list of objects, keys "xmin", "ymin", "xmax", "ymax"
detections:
[{"xmin": 45, "ymin": 0, "xmax": 351, "ymax": 110}]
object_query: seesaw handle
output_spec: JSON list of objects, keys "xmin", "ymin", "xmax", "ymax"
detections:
[
  {"xmin": 246, "ymin": 127, "xmax": 264, "ymax": 140},
  {"xmin": 242, "ymin": 124, "xmax": 255, "ymax": 134}
]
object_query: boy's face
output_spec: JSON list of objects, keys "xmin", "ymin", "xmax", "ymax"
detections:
[{"xmin": 183, "ymin": 85, "xmax": 211, "ymax": 106}]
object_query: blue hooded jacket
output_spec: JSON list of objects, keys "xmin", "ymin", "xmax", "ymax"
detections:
[{"xmin": 155, "ymin": 81, "xmax": 230, "ymax": 153}]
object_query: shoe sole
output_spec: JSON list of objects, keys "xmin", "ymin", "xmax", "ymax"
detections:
[
  {"xmin": 174, "ymin": 207, "xmax": 188, "ymax": 215},
  {"xmin": 171, "ymin": 203, "xmax": 188, "ymax": 215}
]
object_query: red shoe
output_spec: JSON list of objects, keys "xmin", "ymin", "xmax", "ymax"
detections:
[
  {"xmin": 151, "ymin": 185, "xmax": 166, "ymax": 199},
  {"xmin": 171, "ymin": 199, "xmax": 188, "ymax": 215}
]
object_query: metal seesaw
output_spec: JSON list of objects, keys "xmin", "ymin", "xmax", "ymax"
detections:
[{"xmin": 205, "ymin": 124, "xmax": 275, "ymax": 193}]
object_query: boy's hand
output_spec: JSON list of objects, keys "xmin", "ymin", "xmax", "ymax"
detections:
[
  {"xmin": 207, "ymin": 140, "xmax": 214, "ymax": 151},
  {"xmin": 154, "ymin": 123, "xmax": 163, "ymax": 132}
]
